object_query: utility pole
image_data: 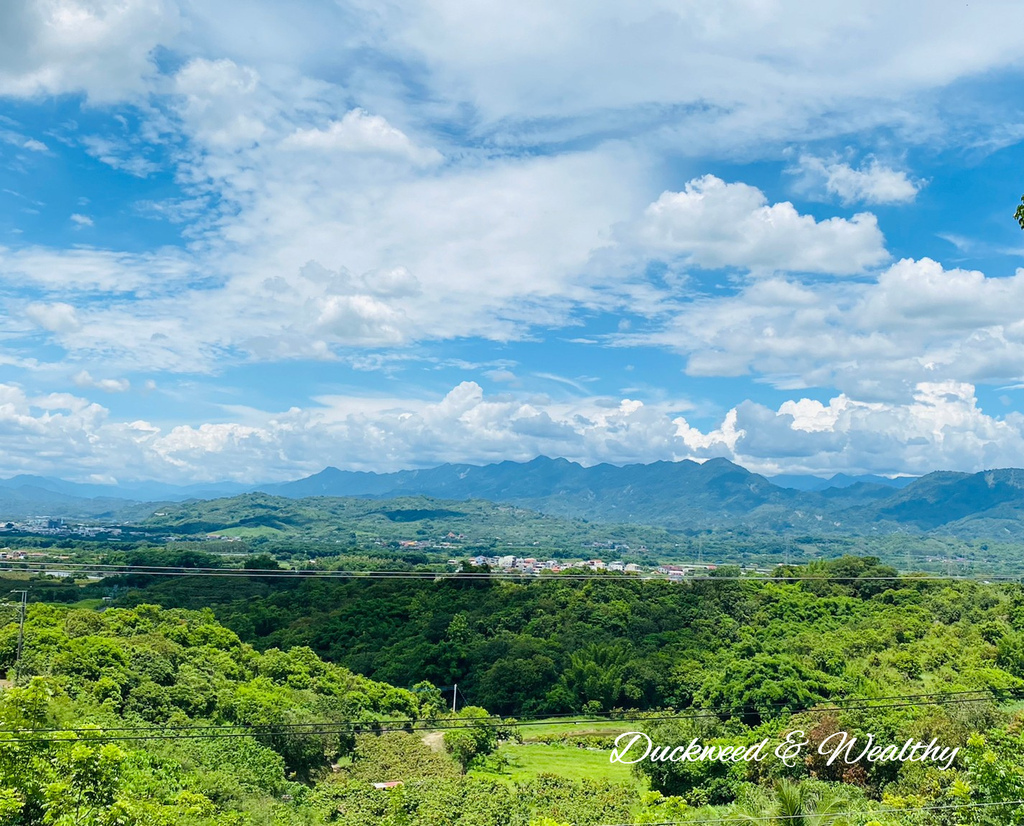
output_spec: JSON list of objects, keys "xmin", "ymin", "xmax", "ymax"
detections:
[
  {"xmin": 452, "ymin": 683, "xmax": 457, "ymax": 713},
  {"xmin": 11, "ymin": 590, "xmax": 26, "ymax": 685}
]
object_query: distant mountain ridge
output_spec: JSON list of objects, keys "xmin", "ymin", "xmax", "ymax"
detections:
[
  {"xmin": 8, "ymin": 459, "xmax": 1024, "ymax": 540},
  {"xmin": 253, "ymin": 457, "xmax": 1024, "ymax": 539},
  {"xmin": 769, "ymin": 472, "xmax": 917, "ymax": 491},
  {"xmin": 0, "ymin": 475, "xmax": 252, "ymax": 521}
]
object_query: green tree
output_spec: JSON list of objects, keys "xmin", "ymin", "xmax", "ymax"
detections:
[
  {"xmin": 951, "ymin": 731, "xmax": 1024, "ymax": 825},
  {"xmin": 734, "ymin": 778, "xmax": 864, "ymax": 826},
  {"xmin": 443, "ymin": 706, "xmax": 499, "ymax": 771},
  {"xmin": 42, "ymin": 742, "xmax": 130, "ymax": 826},
  {"xmin": 554, "ymin": 643, "xmax": 630, "ymax": 712}
]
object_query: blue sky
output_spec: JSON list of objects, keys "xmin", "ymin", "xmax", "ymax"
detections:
[{"xmin": 1, "ymin": 0, "xmax": 1024, "ymax": 483}]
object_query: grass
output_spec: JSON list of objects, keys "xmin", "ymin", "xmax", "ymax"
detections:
[
  {"xmin": 469, "ymin": 742, "xmax": 648, "ymax": 792},
  {"xmin": 215, "ymin": 526, "xmax": 286, "ymax": 538},
  {"xmin": 519, "ymin": 716, "xmax": 636, "ymax": 741}
]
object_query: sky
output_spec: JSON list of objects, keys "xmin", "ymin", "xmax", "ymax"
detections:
[{"xmin": 1, "ymin": 0, "xmax": 1024, "ymax": 484}]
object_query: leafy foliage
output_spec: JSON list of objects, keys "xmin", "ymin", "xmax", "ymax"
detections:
[{"xmin": 5, "ymin": 559, "xmax": 1024, "ymax": 823}]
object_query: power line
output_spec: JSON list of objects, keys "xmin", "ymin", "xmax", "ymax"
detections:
[
  {"xmin": 1, "ymin": 688, "xmax": 1004, "ymax": 736},
  {"xmin": 0, "ymin": 689, "xmax": 1015, "ymax": 743},
  {"xmin": 9, "ymin": 589, "xmax": 26, "ymax": 685},
  {"xmin": 2, "ymin": 561, "xmax": 1022, "ymax": 582}
]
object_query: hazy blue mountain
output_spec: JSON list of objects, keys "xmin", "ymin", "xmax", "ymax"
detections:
[
  {"xmin": 769, "ymin": 472, "xmax": 918, "ymax": 491},
  {"xmin": 261, "ymin": 456, "xmax": 871, "ymax": 531},
  {"xmin": 0, "ymin": 485, "xmax": 138, "ymax": 521},
  {"xmin": 258, "ymin": 458, "xmax": 1024, "ymax": 537},
  {"xmin": 0, "ymin": 475, "xmax": 252, "ymax": 503},
  {"xmin": 8, "ymin": 458, "xmax": 1024, "ymax": 538}
]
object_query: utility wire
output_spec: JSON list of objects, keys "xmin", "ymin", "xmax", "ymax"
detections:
[
  {"xmin": 2, "ymin": 561, "xmax": 1021, "ymax": 582},
  {"xmin": 0, "ymin": 687, "xmax": 1004, "ymax": 736},
  {"xmin": 0, "ymin": 689, "xmax": 1015, "ymax": 743},
  {"xmin": 0, "ymin": 688, "xmax": 1008, "ymax": 733}
]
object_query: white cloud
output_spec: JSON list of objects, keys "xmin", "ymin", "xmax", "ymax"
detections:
[
  {"xmin": 72, "ymin": 370, "xmax": 130, "ymax": 393},
  {"xmin": 81, "ymin": 136, "xmax": 160, "ymax": 178},
  {"xmin": 0, "ymin": 381, "xmax": 692, "ymax": 481},
  {"xmin": 171, "ymin": 58, "xmax": 282, "ymax": 150},
  {"xmin": 7, "ymin": 144, "xmax": 649, "ymax": 371},
  {"xmin": 635, "ymin": 175, "xmax": 889, "ymax": 275},
  {"xmin": 0, "ymin": 245, "xmax": 193, "ymax": 293},
  {"xmin": 25, "ymin": 302, "xmax": 81, "ymax": 333},
  {"xmin": 282, "ymin": 109, "xmax": 442, "ymax": 166},
  {"xmin": 0, "ymin": 379, "xmax": 1020, "ymax": 482},
  {"xmin": 70, "ymin": 213, "xmax": 94, "ymax": 227},
  {"xmin": 347, "ymin": 0, "xmax": 1024, "ymax": 146},
  {"xmin": 3, "ymin": 0, "xmax": 1024, "ymax": 483},
  {"xmin": 22, "ymin": 138, "xmax": 47, "ymax": 152},
  {"xmin": 314, "ymin": 294, "xmax": 406, "ymax": 344},
  {"xmin": 795, "ymin": 155, "xmax": 922, "ymax": 205},
  {"xmin": 0, "ymin": 0, "xmax": 179, "ymax": 102},
  {"xmin": 628, "ymin": 258, "xmax": 1024, "ymax": 399},
  {"xmin": 715, "ymin": 381, "xmax": 1024, "ymax": 476}
]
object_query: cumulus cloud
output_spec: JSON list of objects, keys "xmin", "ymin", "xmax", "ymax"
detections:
[
  {"xmin": 718, "ymin": 382, "xmax": 1024, "ymax": 476},
  {"xmin": 171, "ymin": 58, "xmax": 270, "ymax": 149},
  {"xmin": 314, "ymin": 294, "xmax": 406, "ymax": 343},
  {"xmin": 635, "ymin": 175, "xmax": 889, "ymax": 275},
  {"xmin": 72, "ymin": 370, "xmax": 130, "ymax": 393},
  {"xmin": 70, "ymin": 213, "xmax": 94, "ymax": 227},
  {"xmin": 629, "ymin": 258, "xmax": 1024, "ymax": 399},
  {"xmin": 0, "ymin": 380, "xmax": 1021, "ymax": 482},
  {"xmin": 795, "ymin": 155, "xmax": 923, "ymax": 205},
  {"xmin": 0, "ymin": 381, "xmax": 683, "ymax": 481},
  {"xmin": 6, "ymin": 144, "xmax": 648, "ymax": 371},
  {"xmin": 282, "ymin": 109, "xmax": 442, "ymax": 166}
]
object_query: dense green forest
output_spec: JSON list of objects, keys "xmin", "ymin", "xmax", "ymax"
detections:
[
  {"xmin": 4, "ymin": 555, "xmax": 1024, "ymax": 823},
  {"xmin": 92, "ymin": 555, "xmax": 1023, "ymax": 717}
]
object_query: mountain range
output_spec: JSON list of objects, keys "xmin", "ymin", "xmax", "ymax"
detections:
[
  {"xmin": 253, "ymin": 457, "xmax": 1024, "ymax": 538},
  {"xmin": 7, "ymin": 458, "xmax": 1024, "ymax": 540}
]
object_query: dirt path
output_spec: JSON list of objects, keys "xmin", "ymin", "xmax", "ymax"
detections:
[{"xmin": 421, "ymin": 731, "xmax": 445, "ymax": 752}]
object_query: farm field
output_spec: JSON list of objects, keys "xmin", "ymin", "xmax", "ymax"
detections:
[{"xmin": 469, "ymin": 743, "xmax": 648, "ymax": 792}]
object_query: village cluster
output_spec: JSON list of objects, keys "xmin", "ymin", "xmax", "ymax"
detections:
[{"xmin": 461, "ymin": 554, "xmax": 718, "ymax": 579}]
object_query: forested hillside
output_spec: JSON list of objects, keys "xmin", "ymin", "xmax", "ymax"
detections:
[
  {"xmin": 5, "ymin": 559, "xmax": 1024, "ymax": 823},
  {"xmin": 103, "ymin": 556, "xmax": 1024, "ymax": 717}
]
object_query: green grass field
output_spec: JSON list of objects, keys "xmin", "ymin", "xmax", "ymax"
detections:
[
  {"xmin": 215, "ymin": 526, "xmax": 286, "ymax": 538},
  {"xmin": 469, "ymin": 742, "xmax": 647, "ymax": 791},
  {"xmin": 518, "ymin": 716, "xmax": 636, "ymax": 741}
]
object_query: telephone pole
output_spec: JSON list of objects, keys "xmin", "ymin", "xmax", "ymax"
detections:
[{"xmin": 11, "ymin": 590, "xmax": 27, "ymax": 685}]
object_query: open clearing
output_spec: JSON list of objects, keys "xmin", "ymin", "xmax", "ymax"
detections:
[{"xmin": 469, "ymin": 742, "xmax": 647, "ymax": 791}]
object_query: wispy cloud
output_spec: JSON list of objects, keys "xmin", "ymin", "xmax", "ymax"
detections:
[{"xmin": 792, "ymin": 155, "xmax": 923, "ymax": 205}]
